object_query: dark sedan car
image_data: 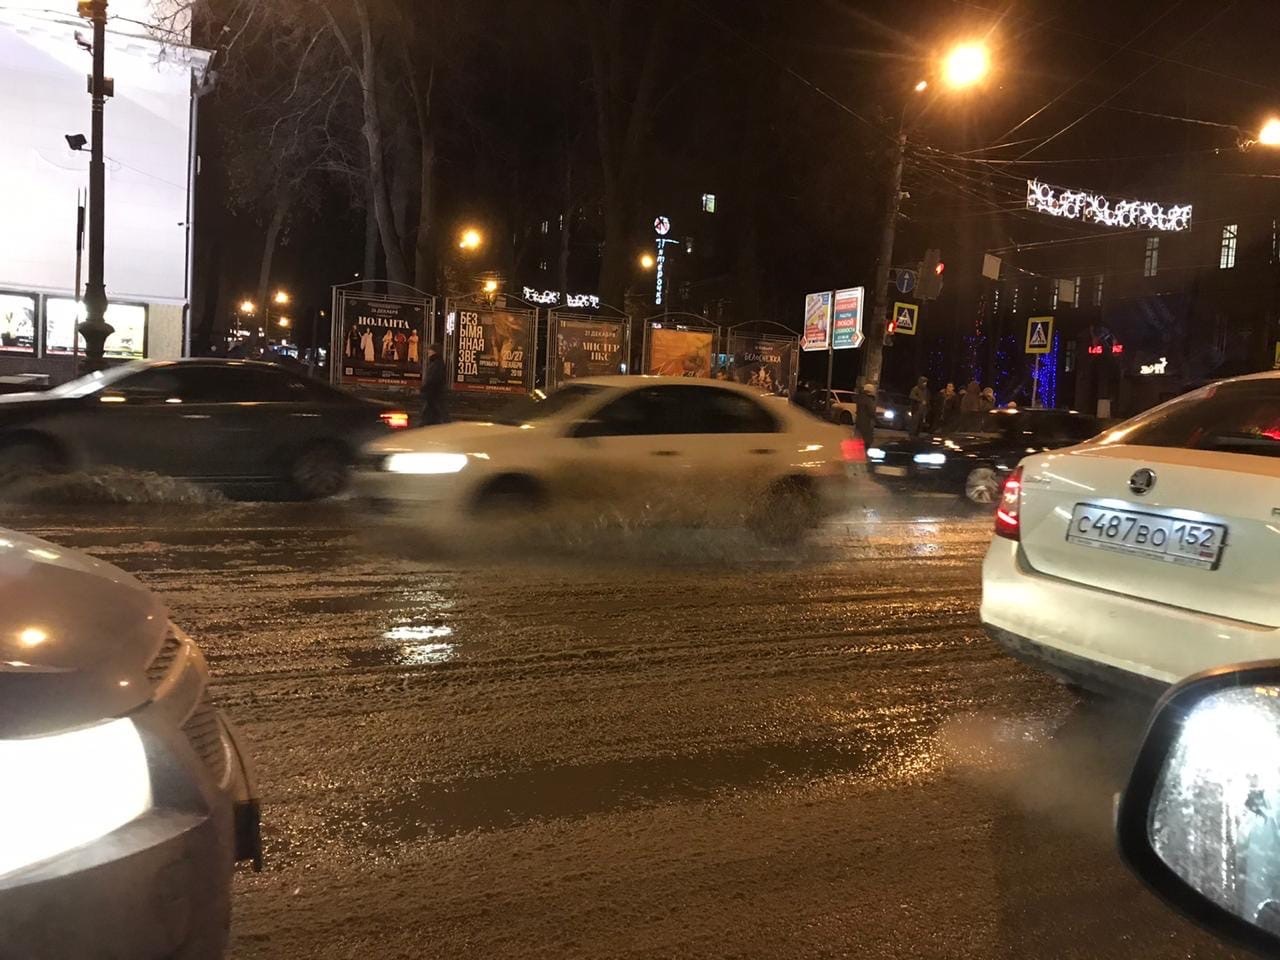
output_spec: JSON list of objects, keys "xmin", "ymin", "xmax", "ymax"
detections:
[
  {"xmin": 867, "ymin": 408, "xmax": 1102, "ymax": 503},
  {"xmin": 0, "ymin": 359, "xmax": 409, "ymax": 498}
]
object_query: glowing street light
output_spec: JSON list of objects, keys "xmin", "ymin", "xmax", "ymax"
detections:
[
  {"xmin": 277, "ymin": 317, "xmax": 291, "ymax": 329},
  {"xmin": 639, "ymin": 252, "xmax": 655, "ymax": 270},
  {"xmin": 273, "ymin": 290, "xmax": 290, "ymax": 306},
  {"xmin": 1259, "ymin": 118, "xmax": 1280, "ymax": 146},
  {"xmin": 914, "ymin": 79, "xmax": 929, "ymax": 93},
  {"xmin": 238, "ymin": 299, "xmax": 256, "ymax": 315},
  {"xmin": 941, "ymin": 42, "xmax": 990, "ymax": 90},
  {"xmin": 459, "ymin": 228, "xmax": 483, "ymax": 251},
  {"xmin": 482, "ymin": 278, "xmax": 499, "ymax": 294}
]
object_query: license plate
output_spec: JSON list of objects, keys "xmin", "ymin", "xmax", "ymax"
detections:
[
  {"xmin": 1066, "ymin": 504, "xmax": 1227, "ymax": 570},
  {"xmin": 876, "ymin": 466, "xmax": 909, "ymax": 477}
]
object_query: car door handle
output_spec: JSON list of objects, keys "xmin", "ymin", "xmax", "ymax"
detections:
[
  {"xmin": 651, "ymin": 450, "xmax": 681, "ymax": 457},
  {"xmin": 749, "ymin": 448, "xmax": 776, "ymax": 455}
]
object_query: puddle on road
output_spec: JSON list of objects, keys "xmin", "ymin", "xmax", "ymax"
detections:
[
  {"xmin": 351, "ymin": 737, "xmax": 874, "ymax": 843},
  {"xmin": 343, "ymin": 624, "xmax": 457, "ymax": 667}
]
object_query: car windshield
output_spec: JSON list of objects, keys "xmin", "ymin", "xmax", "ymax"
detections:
[
  {"xmin": 43, "ymin": 362, "xmax": 151, "ymax": 399},
  {"xmin": 489, "ymin": 383, "xmax": 607, "ymax": 425},
  {"xmin": 1097, "ymin": 378, "xmax": 1280, "ymax": 457}
]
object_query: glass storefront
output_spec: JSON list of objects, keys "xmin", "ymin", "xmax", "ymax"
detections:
[{"xmin": 0, "ymin": 292, "xmax": 37, "ymax": 355}]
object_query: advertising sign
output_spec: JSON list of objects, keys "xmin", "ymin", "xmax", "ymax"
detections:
[
  {"xmin": 647, "ymin": 325, "xmax": 714, "ymax": 378},
  {"xmin": 729, "ymin": 334, "xmax": 794, "ymax": 396},
  {"xmin": 1026, "ymin": 316, "xmax": 1054, "ymax": 354},
  {"xmin": 554, "ymin": 316, "xmax": 625, "ymax": 382},
  {"xmin": 340, "ymin": 295, "xmax": 427, "ymax": 386},
  {"xmin": 891, "ymin": 301, "xmax": 918, "ymax": 336},
  {"xmin": 801, "ymin": 291, "xmax": 833, "ymax": 351},
  {"xmin": 453, "ymin": 308, "xmax": 533, "ymax": 394},
  {"xmin": 45, "ymin": 297, "xmax": 146, "ymax": 358},
  {"xmin": 0, "ymin": 292, "xmax": 36, "ymax": 354},
  {"xmin": 832, "ymin": 287, "xmax": 865, "ymax": 350}
]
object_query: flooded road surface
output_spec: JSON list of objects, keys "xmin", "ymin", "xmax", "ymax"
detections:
[{"xmin": 5, "ymin": 494, "xmax": 1236, "ymax": 960}]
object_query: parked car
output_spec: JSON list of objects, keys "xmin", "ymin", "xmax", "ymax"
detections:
[
  {"xmin": 0, "ymin": 527, "xmax": 258, "ymax": 958},
  {"xmin": 0, "ymin": 359, "xmax": 409, "ymax": 498},
  {"xmin": 868, "ymin": 408, "xmax": 1102, "ymax": 503},
  {"xmin": 981, "ymin": 372, "xmax": 1280, "ymax": 696},
  {"xmin": 356, "ymin": 377, "xmax": 862, "ymax": 543},
  {"xmin": 812, "ymin": 389, "xmax": 906, "ymax": 430}
]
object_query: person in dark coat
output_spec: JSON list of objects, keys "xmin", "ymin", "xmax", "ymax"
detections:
[
  {"xmin": 854, "ymin": 381, "xmax": 877, "ymax": 448},
  {"xmin": 419, "ymin": 343, "xmax": 450, "ymax": 425},
  {"xmin": 908, "ymin": 376, "xmax": 930, "ymax": 436}
]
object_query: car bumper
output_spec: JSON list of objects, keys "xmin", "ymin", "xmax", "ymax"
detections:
[
  {"xmin": 0, "ymin": 705, "xmax": 258, "ymax": 960},
  {"xmin": 351, "ymin": 465, "xmax": 467, "ymax": 508},
  {"xmin": 981, "ymin": 537, "xmax": 1280, "ymax": 695}
]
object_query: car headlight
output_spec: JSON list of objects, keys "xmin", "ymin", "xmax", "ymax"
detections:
[
  {"xmin": 867, "ymin": 447, "xmax": 887, "ymax": 462},
  {"xmin": 384, "ymin": 452, "xmax": 469, "ymax": 475},
  {"xmin": 913, "ymin": 452, "xmax": 947, "ymax": 466},
  {"xmin": 0, "ymin": 718, "xmax": 152, "ymax": 878},
  {"xmin": 883, "ymin": 410, "xmax": 895, "ymax": 420}
]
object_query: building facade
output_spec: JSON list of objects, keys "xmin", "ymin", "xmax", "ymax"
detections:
[{"xmin": 0, "ymin": 1, "xmax": 208, "ymax": 381}]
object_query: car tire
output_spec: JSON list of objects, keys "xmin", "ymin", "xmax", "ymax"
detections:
[
  {"xmin": 0, "ymin": 438, "xmax": 61, "ymax": 482},
  {"xmin": 751, "ymin": 477, "xmax": 819, "ymax": 546},
  {"xmin": 838, "ymin": 411, "xmax": 854, "ymax": 426},
  {"xmin": 290, "ymin": 444, "xmax": 350, "ymax": 500},
  {"xmin": 471, "ymin": 475, "xmax": 545, "ymax": 517},
  {"xmin": 964, "ymin": 466, "xmax": 1001, "ymax": 505}
]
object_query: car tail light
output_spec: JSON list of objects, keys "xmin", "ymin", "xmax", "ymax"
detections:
[
  {"xmin": 841, "ymin": 437, "xmax": 866, "ymax": 463},
  {"xmin": 994, "ymin": 466, "xmax": 1023, "ymax": 540},
  {"xmin": 381, "ymin": 410, "xmax": 410, "ymax": 430}
]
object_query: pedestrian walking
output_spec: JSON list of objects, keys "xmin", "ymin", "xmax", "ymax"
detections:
[
  {"xmin": 935, "ymin": 382, "xmax": 957, "ymax": 432},
  {"xmin": 855, "ymin": 381, "xmax": 877, "ymax": 449},
  {"xmin": 908, "ymin": 376, "xmax": 930, "ymax": 436},
  {"xmin": 419, "ymin": 343, "xmax": 450, "ymax": 425}
]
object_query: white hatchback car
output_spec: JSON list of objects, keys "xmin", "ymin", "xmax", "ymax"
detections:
[
  {"xmin": 357, "ymin": 376, "xmax": 861, "ymax": 541},
  {"xmin": 982, "ymin": 372, "xmax": 1280, "ymax": 696}
]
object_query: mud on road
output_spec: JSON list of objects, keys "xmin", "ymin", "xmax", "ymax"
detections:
[{"xmin": 7, "ymin": 498, "xmax": 1235, "ymax": 960}]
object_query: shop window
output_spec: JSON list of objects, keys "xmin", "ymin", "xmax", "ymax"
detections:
[
  {"xmin": 1220, "ymin": 224, "xmax": 1238, "ymax": 270},
  {"xmin": 45, "ymin": 298, "xmax": 147, "ymax": 359},
  {"xmin": 0, "ymin": 291, "xmax": 37, "ymax": 355}
]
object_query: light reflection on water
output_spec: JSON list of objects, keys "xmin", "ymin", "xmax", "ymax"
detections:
[{"xmin": 383, "ymin": 625, "xmax": 456, "ymax": 665}]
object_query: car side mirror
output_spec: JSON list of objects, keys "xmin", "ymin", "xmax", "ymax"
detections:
[{"xmin": 1117, "ymin": 661, "xmax": 1280, "ymax": 956}]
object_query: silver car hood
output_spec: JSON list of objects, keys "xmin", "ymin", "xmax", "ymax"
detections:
[{"xmin": 0, "ymin": 529, "xmax": 168, "ymax": 739}]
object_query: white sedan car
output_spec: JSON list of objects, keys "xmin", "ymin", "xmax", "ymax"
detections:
[
  {"xmin": 982, "ymin": 372, "xmax": 1280, "ymax": 696},
  {"xmin": 357, "ymin": 376, "xmax": 862, "ymax": 541}
]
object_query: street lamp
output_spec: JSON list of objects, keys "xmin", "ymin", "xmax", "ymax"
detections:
[
  {"xmin": 277, "ymin": 317, "xmax": 291, "ymax": 329},
  {"xmin": 459, "ymin": 228, "xmax": 483, "ymax": 252},
  {"xmin": 861, "ymin": 39, "xmax": 996, "ymax": 388},
  {"xmin": 941, "ymin": 42, "xmax": 991, "ymax": 90},
  {"xmin": 639, "ymin": 253, "xmax": 656, "ymax": 270},
  {"xmin": 239, "ymin": 299, "xmax": 256, "ymax": 315},
  {"xmin": 482, "ymin": 278, "xmax": 499, "ymax": 294},
  {"xmin": 1259, "ymin": 118, "xmax": 1280, "ymax": 146},
  {"xmin": 273, "ymin": 290, "xmax": 290, "ymax": 306}
]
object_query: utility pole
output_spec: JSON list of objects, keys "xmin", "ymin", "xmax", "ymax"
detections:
[
  {"xmin": 79, "ymin": 0, "xmax": 114, "ymax": 372},
  {"xmin": 861, "ymin": 129, "xmax": 906, "ymax": 389}
]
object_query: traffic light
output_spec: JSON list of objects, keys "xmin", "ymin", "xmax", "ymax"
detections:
[{"xmin": 918, "ymin": 248, "xmax": 944, "ymax": 300}]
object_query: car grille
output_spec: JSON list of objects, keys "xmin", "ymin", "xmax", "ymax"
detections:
[
  {"xmin": 183, "ymin": 694, "xmax": 228, "ymax": 784},
  {"xmin": 145, "ymin": 630, "xmax": 183, "ymax": 684}
]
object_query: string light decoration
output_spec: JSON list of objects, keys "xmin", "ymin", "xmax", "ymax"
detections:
[
  {"xmin": 1026, "ymin": 179, "xmax": 1192, "ymax": 232},
  {"xmin": 1039, "ymin": 334, "xmax": 1060, "ymax": 408}
]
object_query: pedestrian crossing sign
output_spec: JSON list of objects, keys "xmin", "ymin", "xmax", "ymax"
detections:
[
  {"xmin": 891, "ymin": 301, "xmax": 918, "ymax": 336},
  {"xmin": 1026, "ymin": 316, "xmax": 1054, "ymax": 354}
]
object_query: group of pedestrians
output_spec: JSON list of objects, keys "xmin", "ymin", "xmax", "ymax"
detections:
[{"xmin": 907, "ymin": 377, "xmax": 1000, "ymax": 436}]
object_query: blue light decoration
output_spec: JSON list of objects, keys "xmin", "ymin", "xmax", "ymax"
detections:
[{"xmin": 1038, "ymin": 333, "xmax": 1060, "ymax": 408}]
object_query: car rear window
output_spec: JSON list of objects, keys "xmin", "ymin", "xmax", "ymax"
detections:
[{"xmin": 1097, "ymin": 379, "xmax": 1280, "ymax": 458}]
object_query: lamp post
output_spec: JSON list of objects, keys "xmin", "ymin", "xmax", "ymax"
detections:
[
  {"xmin": 78, "ymin": 0, "xmax": 113, "ymax": 372},
  {"xmin": 862, "ymin": 40, "xmax": 991, "ymax": 387}
]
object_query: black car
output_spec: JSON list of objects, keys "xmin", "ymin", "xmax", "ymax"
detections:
[
  {"xmin": 0, "ymin": 359, "xmax": 409, "ymax": 498},
  {"xmin": 867, "ymin": 408, "xmax": 1102, "ymax": 503}
]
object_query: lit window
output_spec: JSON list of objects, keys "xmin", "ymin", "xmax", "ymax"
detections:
[
  {"xmin": 1072, "ymin": 276, "xmax": 1081, "ymax": 308},
  {"xmin": 685, "ymin": 237, "xmax": 694, "ymax": 254},
  {"xmin": 1143, "ymin": 236, "xmax": 1160, "ymax": 277},
  {"xmin": 540, "ymin": 220, "xmax": 549, "ymax": 235},
  {"xmin": 538, "ymin": 259, "xmax": 548, "ymax": 271},
  {"xmin": 1050, "ymin": 282, "xmax": 1059, "ymax": 310},
  {"xmin": 1094, "ymin": 275, "xmax": 1104, "ymax": 307},
  {"xmin": 1220, "ymin": 224, "xmax": 1238, "ymax": 270},
  {"xmin": 1272, "ymin": 220, "xmax": 1278, "ymax": 263},
  {"xmin": 701, "ymin": 193, "xmax": 716, "ymax": 213}
]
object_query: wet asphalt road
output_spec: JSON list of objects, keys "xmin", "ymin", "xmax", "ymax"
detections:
[{"xmin": 4, "ymin": 493, "xmax": 1242, "ymax": 960}]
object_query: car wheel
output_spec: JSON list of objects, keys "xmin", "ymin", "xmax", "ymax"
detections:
[
  {"xmin": 964, "ymin": 466, "xmax": 1001, "ymax": 505},
  {"xmin": 0, "ymin": 439, "xmax": 60, "ymax": 482},
  {"xmin": 838, "ymin": 411, "xmax": 854, "ymax": 425},
  {"xmin": 751, "ymin": 477, "xmax": 819, "ymax": 546},
  {"xmin": 471, "ymin": 475, "xmax": 545, "ymax": 517},
  {"xmin": 291, "ymin": 444, "xmax": 350, "ymax": 500}
]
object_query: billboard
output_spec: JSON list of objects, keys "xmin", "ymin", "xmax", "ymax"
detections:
[
  {"xmin": 0, "ymin": 292, "xmax": 36, "ymax": 355},
  {"xmin": 453, "ymin": 308, "xmax": 533, "ymax": 394},
  {"xmin": 647, "ymin": 325, "xmax": 714, "ymax": 378},
  {"xmin": 801, "ymin": 291, "xmax": 832, "ymax": 351},
  {"xmin": 832, "ymin": 286, "xmax": 865, "ymax": 349},
  {"xmin": 554, "ymin": 316, "xmax": 625, "ymax": 383},
  {"xmin": 339, "ymin": 295, "xmax": 427, "ymax": 387},
  {"xmin": 728, "ymin": 334, "xmax": 794, "ymax": 396}
]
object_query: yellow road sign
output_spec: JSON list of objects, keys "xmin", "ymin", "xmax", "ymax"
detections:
[{"xmin": 1026, "ymin": 316, "xmax": 1054, "ymax": 354}]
